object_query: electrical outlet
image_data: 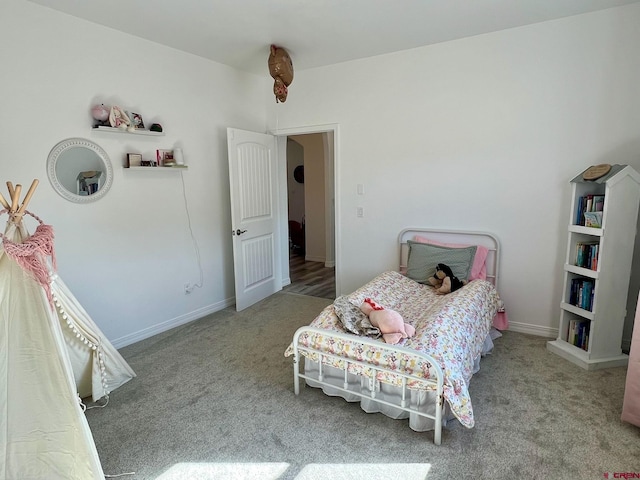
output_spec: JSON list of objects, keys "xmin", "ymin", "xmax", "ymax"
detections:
[{"xmin": 184, "ymin": 283, "xmax": 193, "ymax": 294}]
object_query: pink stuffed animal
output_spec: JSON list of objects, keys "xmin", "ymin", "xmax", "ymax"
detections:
[{"xmin": 359, "ymin": 298, "xmax": 416, "ymax": 344}]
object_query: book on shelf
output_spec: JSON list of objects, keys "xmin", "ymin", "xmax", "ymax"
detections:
[
  {"xmin": 585, "ymin": 196, "xmax": 593, "ymax": 213},
  {"xmin": 569, "ymin": 278, "xmax": 595, "ymax": 311},
  {"xmin": 575, "ymin": 194, "xmax": 605, "ymax": 226},
  {"xmin": 567, "ymin": 319, "xmax": 590, "ymax": 350},
  {"xmin": 583, "ymin": 211, "xmax": 602, "ymax": 228},
  {"xmin": 575, "ymin": 242, "xmax": 599, "ymax": 270},
  {"xmin": 575, "ymin": 197, "xmax": 584, "ymax": 225},
  {"xmin": 593, "ymin": 195, "xmax": 604, "ymax": 211}
]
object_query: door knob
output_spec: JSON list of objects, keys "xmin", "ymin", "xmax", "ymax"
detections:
[{"xmin": 234, "ymin": 229, "xmax": 247, "ymax": 236}]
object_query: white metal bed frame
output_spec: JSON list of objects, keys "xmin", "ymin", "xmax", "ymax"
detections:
[
  {"xmin": 291, "ymin": 228, "xmax": 501, "ymax": 446},
  {"xmin": 292, "ymin": 326, "xmax": 446, "ymax": 444}
]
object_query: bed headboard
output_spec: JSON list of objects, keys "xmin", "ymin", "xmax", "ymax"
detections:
[{"xmin": 398, "ymin": 228, "xmax": 500, "ymax": 289}]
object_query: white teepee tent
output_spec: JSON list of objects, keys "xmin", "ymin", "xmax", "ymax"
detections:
[{"xmin": 0, "ymin": 180, "xmax": 135, "ymax": 479}]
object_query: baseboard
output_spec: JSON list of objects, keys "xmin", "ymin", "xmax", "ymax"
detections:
[
  {"xmin": 282, "ymin": 277, "xmax": 291, "ymax": 287},
  {"xmin": 508, "ymin": 322, "xmax": 632, "ymax": 353},
  {"xmin": 325, "ymin": 260, "xmax": 335, "ymax": 268},
  {"xmin": 305, "ymin": 255, "xmax": 325, "ymax": 263},
  {"xmin": 506, "ymin": 320, "xmax": 557, "ymax": 339},
  {"xmin": 111, "ymin": 297, "xmax": 235, "ymax": 349}
]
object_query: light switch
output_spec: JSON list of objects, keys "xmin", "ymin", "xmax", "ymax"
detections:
[
  {"xmin": 357, "ymin": 184, "xmax": 364, "ymax": 195},
  {"xmin": 356, "ymin": 207, "xmax": 364, "ymax": 217}
]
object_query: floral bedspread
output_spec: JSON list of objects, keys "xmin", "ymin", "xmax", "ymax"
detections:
[{"xmin": 284, "ymin": 270, "xmax": 502, "ymax": 428}]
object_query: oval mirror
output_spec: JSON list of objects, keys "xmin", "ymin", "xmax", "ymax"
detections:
[{"xmin": 46, "ymin": 138, "xmax": 113, "ymax": 203}]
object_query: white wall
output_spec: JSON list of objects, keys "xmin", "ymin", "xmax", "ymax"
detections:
[
  {"xmin": 2, "ymin": 0, "xmax": 269, "ymax": 346},
  {"xmin": 268, "ymin": 4, "xmax": 640, "ymax": 339},
  {"xmin": 4, "ymin": 1, "xmax": 640, "ymax": 347}
]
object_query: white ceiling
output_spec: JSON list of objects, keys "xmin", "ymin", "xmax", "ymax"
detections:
[{"xmin": 27, "ymin": 0, "xmax": 640, "ymax": 75}]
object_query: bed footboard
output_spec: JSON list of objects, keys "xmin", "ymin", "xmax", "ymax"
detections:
[{"xmin": 292, "ymin": 326, "xmax": 445, "ymax": 445}]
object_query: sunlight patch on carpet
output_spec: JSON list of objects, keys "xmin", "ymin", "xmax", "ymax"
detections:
[
  {"xmin": 155, "ymin": 462, "xmax": 290, "ymax": 480},
  {"xmin": 295, "ymin": 463, "xmax": 431, "ymax": 480},
  {"xmin": 154, "ymin": 462, "xmax": 431, "ymax": 479}
]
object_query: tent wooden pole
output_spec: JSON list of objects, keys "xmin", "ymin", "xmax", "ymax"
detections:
[
  {"xmin": 15, "ymin": 179, "xmax": 39, "ymax": 219},
  {"xmin": 10, "ymin": 184, "xmax": 21, "ymax": 213},
  {"xmin": 6, "ymin": 182, "xmax": 15, "ymax": 206},
  {"xmin": 0, "ymin": 191, "xmax": 9, "ymax": 210}
]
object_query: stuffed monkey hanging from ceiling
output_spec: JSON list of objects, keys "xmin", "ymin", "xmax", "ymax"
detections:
[{"xmin": 268, "ymin": 44, "xmax": 294, "ymax": 103}]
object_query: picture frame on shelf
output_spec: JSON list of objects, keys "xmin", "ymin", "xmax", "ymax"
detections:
[
  {"xmin": 127, "ymin": 111, "xmax": 145, "ymax": 130},
  {"xmin": 127, "ymin": 153, "xmax": 142, "ymax": 168},
  {"xmin": 156, "ymin": 149, "xmax": 174, "ymax": 166}
]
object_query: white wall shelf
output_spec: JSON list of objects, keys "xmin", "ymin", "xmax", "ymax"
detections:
[
  {"xmin": 92, "ymin": 126, "xmax": 164, "ymax": 136},
  {"xmin": 123, "ymin": 166, "xmax": 187, "ymax": 171},
  {"xmin": 547, "ymin": 165, "xmax": 640, "ymax": 370}
]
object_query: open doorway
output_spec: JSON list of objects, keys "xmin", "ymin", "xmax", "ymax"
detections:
[{"xmin": 282, "ymin": 133, "xmax": 336, "ymax": 300}]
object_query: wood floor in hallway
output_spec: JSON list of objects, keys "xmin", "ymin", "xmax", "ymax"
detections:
[{"xmin": 283, "ymin": 252, "xmax": 335, "ymax": 300}]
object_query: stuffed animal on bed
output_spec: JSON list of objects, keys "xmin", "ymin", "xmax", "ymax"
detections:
[
  {"xmin": 427, "ymin": 263, "xmax": 467, "ymax": 295},
  {"xmin": 359, "ymin": 298, "xmax": 416, "ymax": 344}
]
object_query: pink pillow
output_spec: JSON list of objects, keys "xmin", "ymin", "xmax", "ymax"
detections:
[{"xmin": 413, "ymin": 235, "xmax": 489, "ymax": 281}]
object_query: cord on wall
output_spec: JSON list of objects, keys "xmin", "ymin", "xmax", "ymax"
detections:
[{"xmin": 180, "ymin": 170, "xmax": 203, "ymax": 291}]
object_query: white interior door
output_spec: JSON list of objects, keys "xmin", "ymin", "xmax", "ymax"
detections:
[{"xmin": 227, "ymin": 128, "xmax": 281, "ymax": 311}]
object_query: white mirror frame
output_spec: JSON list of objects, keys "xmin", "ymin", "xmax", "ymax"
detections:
[{"xmin": 46, "ymin": 138, "xmax": 113, "ymax": 203}]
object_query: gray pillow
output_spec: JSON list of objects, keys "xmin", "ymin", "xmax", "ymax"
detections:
[{"xmin": 406, "ymin": 240, "xmax": 477, "ymax": 284}]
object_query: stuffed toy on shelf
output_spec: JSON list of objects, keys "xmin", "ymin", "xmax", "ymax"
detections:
[{"xmin": 109, "ymin": 106, "xmax": 135, "ymax": 132}]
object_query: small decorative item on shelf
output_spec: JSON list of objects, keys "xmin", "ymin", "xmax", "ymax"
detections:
[
  {"xmin": 582, "ymin": 164, "xmax": 611, "ymax": 181},
  {"xmin": 126, "ymin": 111, "xmax": 145, "ymax": 130},
  {"xmin": 173, "ymin": 148, "xmax": 184, "ymax": 165},
  {"xmin": 91, "ymin": 104, "xmax": 110, "ymax": 128},
  {"xmin": 109, "ymin": 106, "xmax": 135, "ymax": 132},
  {"xmin": 150, "ymin": 123, "xmax": 163, "ymax": 132},
  {"xmin": 156, "ymin": 149, "xmax": 174, "ymax": 166},
  {"xmin": 126, "ymin": 153, "xmax": 142, "ymax": 168},
  {"xmin": 583, "ymin": 211, "xmax": 603, "ymax": 228}
]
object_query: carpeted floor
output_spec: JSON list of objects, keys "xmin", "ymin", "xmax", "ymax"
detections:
[{"xmin": 86, "ymin": 291, "xmax": 640, "ymax": 480}]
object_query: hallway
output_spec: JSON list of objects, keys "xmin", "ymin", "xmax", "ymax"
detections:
[{"xmin": 283, "ymin": 252, "xmax": 335, "ymax": 300}]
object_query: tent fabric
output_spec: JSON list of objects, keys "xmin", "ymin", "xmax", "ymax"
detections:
[
  {"xmin": 51, "ymin": 270, "xmax": 136, "ymax": 402},
  {"xmin": 1, "ymin": 217, "xmax": 135, "ymax": 479}
]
